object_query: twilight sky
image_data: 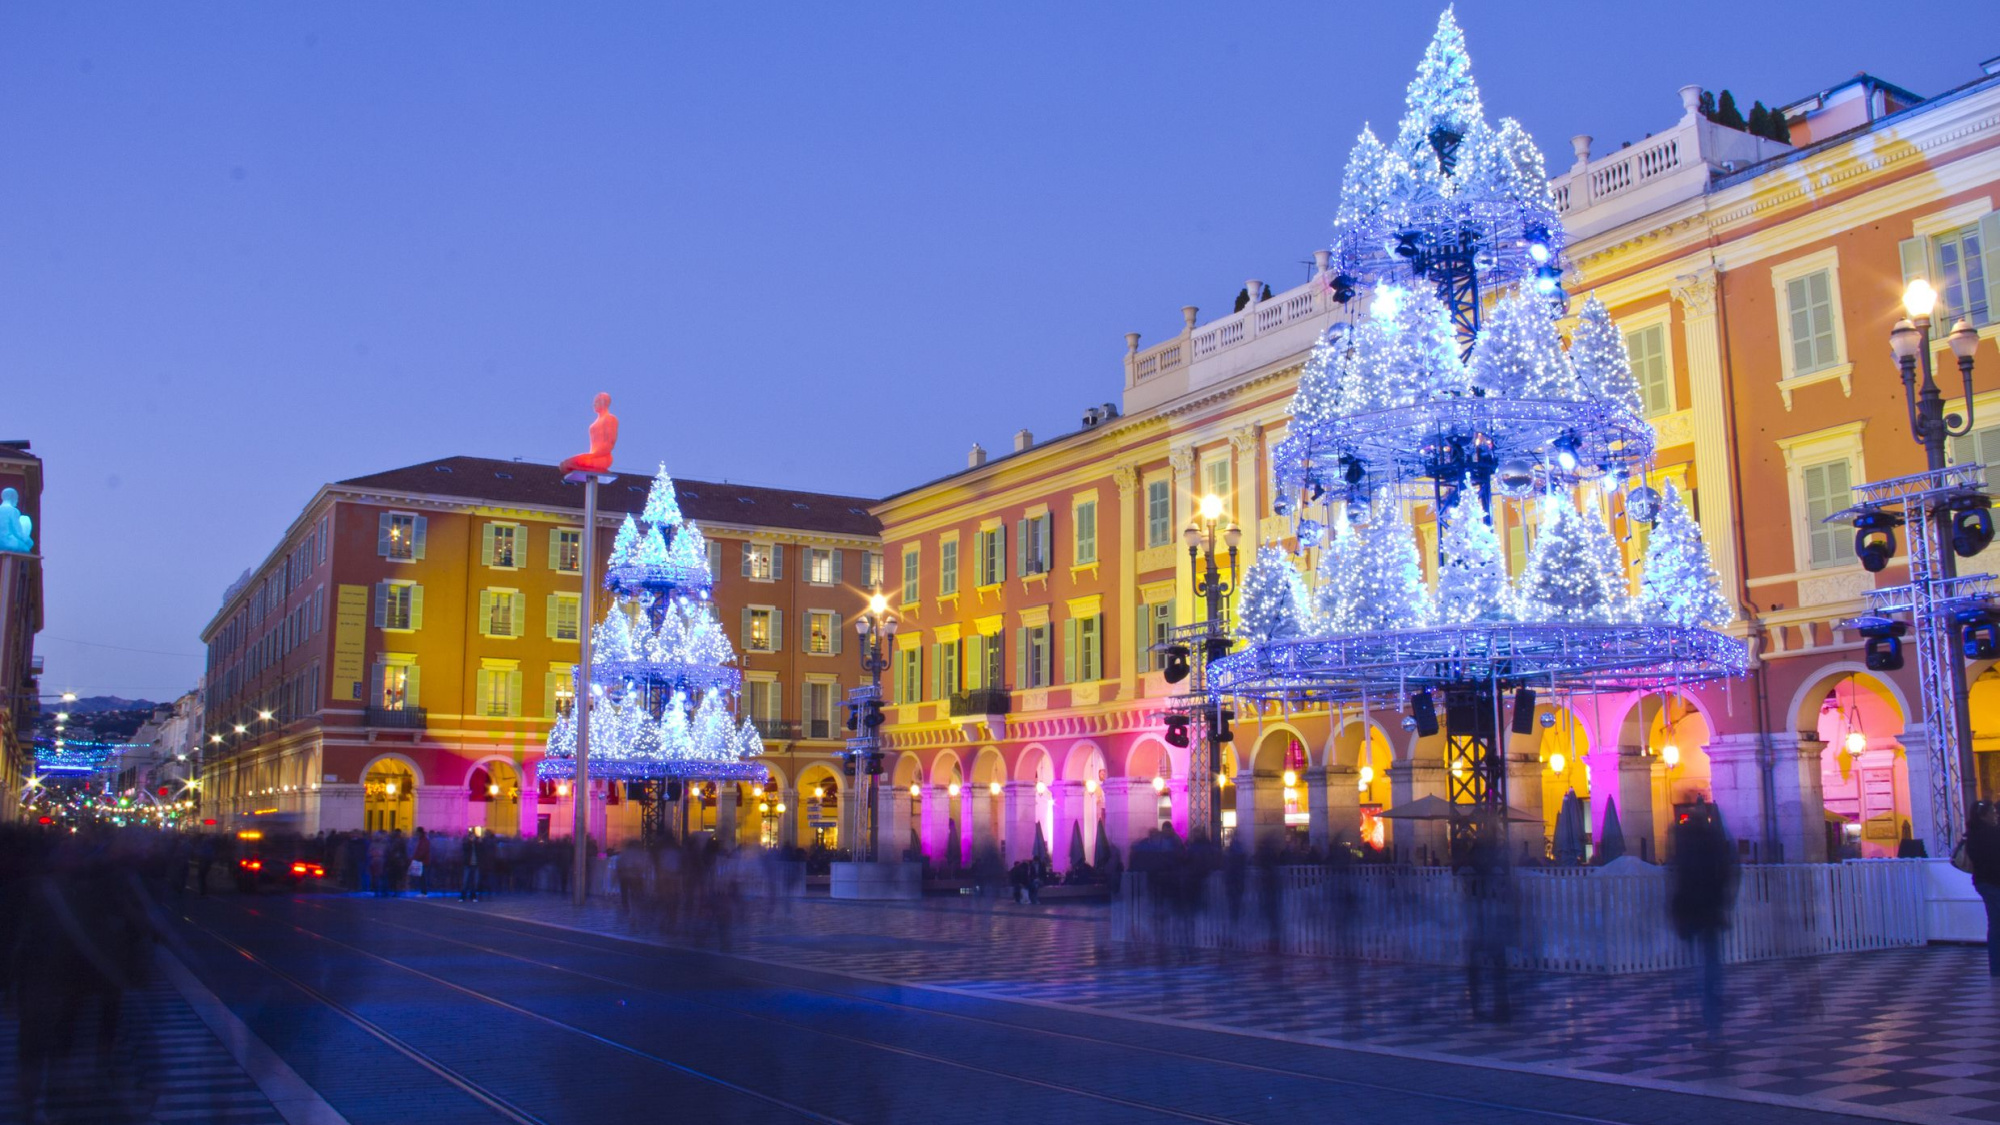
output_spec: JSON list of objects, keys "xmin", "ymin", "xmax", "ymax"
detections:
[{"xmin": 0, "ymin": 1, "xmax": 1983, "ymax": 701}]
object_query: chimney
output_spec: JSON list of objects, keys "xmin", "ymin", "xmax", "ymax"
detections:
[
  {"xmin": 968, "ymin": 443, "xmax": 987, "ymax": 468},
  {"xmin": 1013, "ymin": 429, "xmax": 1034, "ymax": 453}
]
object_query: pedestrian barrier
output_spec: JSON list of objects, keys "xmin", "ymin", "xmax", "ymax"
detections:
[{"xmin": 1111, "ymin": 859, "xmax": 1929, "ymax": 973}]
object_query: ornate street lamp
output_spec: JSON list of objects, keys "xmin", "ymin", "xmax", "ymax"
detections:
[
  {"xmin": 1176, "ymin": 494, "xmax": 1240, "ymax": 843},
  {"xmin": 852, "ymin": 591, "xmax": 898, "ymax": 861}
]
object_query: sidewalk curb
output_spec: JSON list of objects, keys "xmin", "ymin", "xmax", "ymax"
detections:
[{"xmin": 158, "ymin": 946, "xmax": 352, "ymax": 1125}]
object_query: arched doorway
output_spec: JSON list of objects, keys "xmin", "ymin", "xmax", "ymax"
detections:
[
  {"xmin": 1125, "ymin": 737, "xmax": 1178, "ymax": 836},
  {"xmin": 1336, "ymin": 718, "xmax": 1394, "ymax": 851},
  {"xmin": 797, "ymin": 766, "xmax": 842, "ymax": 850},
  {"xmin": 970, "ymin": 748, "xmax": 1007, "ymax": 861},
  {"xmin": 469, "ymin": 760, "xmax": 522, "ymax": 835},
  {"xmin": 1061, "ymin": 742, "xmax": 1107, "ymax": 865},
  {"xmin": 1810, "ymin": 671, "xmax": 1910, "ymax": 858},
  {"xmin": 364, "ymin": 758, "xmax": 417, "ymax": 833},
  {"xmin": 1538, "ymin": 705, "xmax": 1591, "ymax": 855},
  {"xmin": 1970, "ymin": 664, "xmax": 2000, "ymax": 804}
]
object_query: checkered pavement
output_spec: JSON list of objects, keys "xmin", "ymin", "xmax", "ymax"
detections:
[{"xmin": 472, "ymin": 891, "xmax": 2000, "ymax": 1123}]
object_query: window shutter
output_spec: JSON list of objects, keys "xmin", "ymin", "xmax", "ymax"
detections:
[
  {"xmin": 373, "ymin": 582, "xmax": 388, "ymax": 628},
  {"xmin": 1012, "ymin": 628, "xmax": 1024, "ymax": 689},
  {"xmin": 741, "ymin": 542, "xmax": 752, "ymax": 577},
  {"xmin": 927, "ymin": 643, "xmax": 939, "ymax": 701},
  {"xmin": 1015, "ymin": 519, "xmax": 1027, "ymax": 575},
  {"xmin": 410, "ymin": 585, "xmax": 424, "ymax": 631},
  {"xmin": 963, "ymin": 636, "xmax": 980, "ymax": 691},
  {"xmin": 377, "ymin": 513, "xmax": 392, "ymax": 556},
  {"xmin": 509, "ymin": 670, "xmax": 524, "ymax": 717},
  {"xmin": 512, "ymin": 592, "xmax": 527, "ymax": 637},
  {"xmin": 1899, "ymin": 236, "xmax": 1931, "ymax": 294},
  {"xmin": 405, "ymin": 666, "xmax": 421, "ymax": 710},
  {"xmin": 1136, "ymin": 604, "xmax": 1150, "ymax": 671},
  {"xmin": 548, "ymin": 529, "xmax": 562, "ymax": 570},
  {"xmin": 1091, "ymin": 614, "xmax": 1104, "ymax": 680},
  {"xmin": 831, "ymin": 549, "xmax": 843, "ymax": 584},
  {"xmin": 772, "ymin": 544, "xmax": 784, "ymax": 579},
  {"xmin": 741, "ymin": 607, "xmax": 752, "ymax": 647},
  {"xmin": 708, "ymin": 541, "xmax": 721, "ymax": 576},
  {"xmin": 1980, "ymin": 214, "xmax": 2000, "ymax": 327},
  {"xmin": 995, "ymin": 524, "xmax": 1007, "ymax": 582},
  {"xmin": 369, "ymin": 663, "xmax": 384, "ymax": 707},
  {"xmin": 1040, "ymin": 515, "xmax": 1053, "ymax": 570},
  {"xmin": 479, "ymin": 591, "xmax": 493, "ymax": 637},
  {"xmin": 412, "ymin": 517, "xmax": 428, "ymax": 560},
  {"xmin": 831, "ymin": 615, "xmax": 843, "ymax": 655},
  {"xmin": 481, "ymin": 524, "xmax": 496, "ymax": 566},
  {"xmin": 546, "ymin": 595, "xmax": 559, "ymax": 638},
  {"xmin": 771, "ymin": 609, "xmax": 783, "ymax": 652},
  {"xmin": 1063, "ymin": 619, "xmax": 1078, "ymax": 683},
  {"xmin": 801, "ymin": 610, "xmax": 812, "ymax": 653}
]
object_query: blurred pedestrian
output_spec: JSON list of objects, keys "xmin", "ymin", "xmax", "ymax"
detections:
[
  {"xmin": 1964, "ymin": 801, "xmax": 2000, "ymax": 979},
  {"xmin": 460, "ymin": 830, "xmax": 483, "ymax": 901},
  {"xmin": 411, "ymin": 828, "xmax": 432, "ymax": 896},
  {"xmin": 1670, "ymin": 799, "xmax": 1739, "ymax": 1035}
]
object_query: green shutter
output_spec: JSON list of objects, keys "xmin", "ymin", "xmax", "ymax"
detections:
[
  {"xmin": 377, "ymin": 513, "xmax": 392, "ymax": 557},
  {"xmin": 405, "ymin": 665, "xmax": 420, "ymax": 710},
  {"xmin": 512, "ymin": 592, "xmax": 527, "ymax": 638},
  {"xmin": 478, "ymin": 591, "xmax": 493, "ymax": 637},
  {"xmin": 508, "ymin": 670, "xmax": 523, "ymax": 717},
  {"xmin": 373, "ymin": 582, "xmax": 388, "ymax": 628},
  {"xmin": 546, "ymin": 594, "xmax": 559, "ymax": 638},
  {"xmin": 409, "ymin": 585, "xmax": 423, "ymax": 630},
  {"xmin": 831, "ymin": 614, "xmax": 843, "ymax": 656},
  {"xmin": 771, "ymin": 609, "xmax": 783, "ymax": 652},
  {"xmin": 1016, "ymin": 519, "xmax": 1028, "ymax": 575},
  {"xmin": 995, "ymin": 524, "xmax": 1007, "ymax": 583},
  {"xmin": 473, "ymin": 668, "xmax": 488, "ymax": 713},
  {"xmin": 741, "ymin": 542, "xmax": 752, "ymax": 577},
  {"xmin": 1899, "ymin": 235, "xmax": 1931, "ymax": 293},
  {"xmin": 771, "ymin": 543, "xmax": 784, "ymax": 579},
  {"xmin": 412, "ymin": 517, "xmax": 427, "ymax": 560},
  {"xmin": 1014, "ymin": 628, "xmax": 1026, "ymax": 689},
  {"xmin": 1090, "ymin": 614, "xmax": 1104, "ymax": 680},
  {"xmin": 1063, "ymin": 619, "xmax": 1077, "ymax": 684},
  {"xmin": 741, "ymin": 607, "xmax": 752, "ymax": 648},
  {"xmin": 831, "ymin": 549, "xmax": 843, "ymax": 584},
  {"xmin": 481, "ymin": 524, "xmax": 496, "ymax": 566},
  {"xmin": 369, "ymin": 663, "xmax": 385, "ymax": 707}
]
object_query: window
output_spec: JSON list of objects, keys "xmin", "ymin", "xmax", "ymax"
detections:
[
  {"xmin": 896, "ymin": 648, "xmax": 921, "ymax": 705},
  {"xmin": 1019, "ymin": 514, "xmax": 1053, "ymax": 576},
  {"xmin": 807, "ymin": 610, "xmax": 843, "ymax": 656},
  {"xmin": 1147, "ymin": 480, "xmax": 1171, "ymax": 547},
  {"xmin": 1074, "ymin": 502, "xmax": 1097, "ymax": 565},
  {"xmin": 745, "ymin": 680, "xmax": 779, "ymax": 733},
  {"xmin": 547, "ymin": 665, "xmax": 576, "ymax": 717},
  {"xmin": 1953, "ymin": 423, "xmax": 2000, "ymax": 493},
  {"xmin": 865, "ymin": 552, "xmax": 884, "ymax": 588},
  {"xmin": 1140, "ymin": 602, "xmax": 1172, "ymax": 670},
  {"xmin": 551, "ymin": 528, "xmax": 583, "ymax": 573},
  {"xmin": 476, "ymin": 664, "xmax": 522, "ymax": 718},
  {"xmin": 547, "ymin": 593, "xmax": 581, "ymax": 641},
  {"xmin": 984, "ymin": 631, "xmax": 1005, "ymax": 688},
  {"xmin": 975, "ymin": 526, "xmax": 1007, "ymax": 586},
  {"xmin": 743, "ymin": 543, "xmax": 778, "ymax": 581},
  {"xmin": 1934, "ymin": 225, "xmax": 1991, "ymax": 329},
  {"xmin": 1625, "ymin": 324, "xmax": 1672, "ymax": 417},
  {"xmin": 1064, "ymin": 614, "xmax": 1103, "ymax": 682},
  {"xmin": 480, "ymin": 590, "xmax": 525, "ymax": 638},
  {"xmin": 1801, "ymin": 460, "xmax": 1853, "ymax": 569},
  {"xmin": 1784, "ymin": 270, "xmax": 1840, "ymax": 376},
  {"xmin": 807, "ymin": 548, "xmax": 840, "ymax": 585},
  {"xmin": 1020, "ymin": 624, "xmax": 1052, "ymax": 688},
  {"xmin": 378, "ymin": 512, "xmax": 425, "ymax": 561},
  {"xmin": 483, "ymin": 524, "xmax": 519, "ymax": 568},
  {"xmin": 1205, "ymin": 459, "xmax": 1233, "ymax": 519},
  {"xmin": 743, "ymin": 607, "xmax": 780, "ymax": 652},
  {"xmin": 804, "ymin": 681, "xmax": 837, "ymax": 740},
  {"xmin": 373, "ymin": 582, "xmax": 421, "ymax": 631},
  {"xmin": 373, "ymin": 660, "xmax": 418, "ymax": 710},
  {"xmin": 939, "ymin": 539, "xmax": 959, "ymax": 597},
  {"xmin": 933, "ymin": 640, "xmax": 961, "ymax": 699},
  {"xmin": 901, "ymin": 548, "xmax": 920, "ymax": 604}
]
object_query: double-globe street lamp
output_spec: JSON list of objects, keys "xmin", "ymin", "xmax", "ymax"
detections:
[
  {"xmin": 851, "ymin": 592, "xmax": 898, "ymax": 862},
  {"xmin": 1887, "ymin": 279, "xmax": 1988, "ymax": 818},
  {"xmin": 1177, "ymin": 494, "xmax": 1240, "ymax": 844}
]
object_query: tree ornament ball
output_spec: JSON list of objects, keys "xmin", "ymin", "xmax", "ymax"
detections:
[
  {"xmin": 1274, "ymin": 495, "xmax": 1293, "ymax": 516},
  {"xmin": 1401, "ymin": 715, "xmax": 1419, "ymax": 732},
  {"xmin": 1626, "ymin": 485, "xmax": 1661, "ymax": 524},
  {"xmin": 1539, "ymin": 710, "xmax": 1557, "ymax": 729},
  {"xmin": 1296, "ymin": 518, "xmax": 1326, "ymax": 549},
  {"xmin": 1347, "ymin": 497, "xmax": 1372, "ymax": 526},
  {"xmin": 1497, "ymin": 459, "xmax": 1536, "ymax": 495}
]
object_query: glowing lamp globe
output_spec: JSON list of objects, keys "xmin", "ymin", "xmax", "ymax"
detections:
[
  {"xmin": 1548, "ymin": 752, "xmax": 1566, "ymax": 774},
  {"xmin": 1282, "ymin": 769, "xmax": 1299, "ymax": 788},
  {"xmin": 1844, "ymin": 731, "xmax": 1867, "ymax": 754},
  {"xmin": 1661, "ymin": 743, "xmax": 1681, "ymax": 768},
  {"xmin": 1151, "ymin": 775, "xmax": 1167, "ymax": 794},
  {"xmin": 989, "ymin": 780, "xmax": 1003, "ymax": 796},
  {"xmin": 909, "ymin": 782, "xmax": 921, "ymax": 797},
  {"xmin": 948, "ymin": 782, "xmax": 962, "ymax": 798}
]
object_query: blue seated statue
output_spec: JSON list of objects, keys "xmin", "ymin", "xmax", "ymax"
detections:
[{"xmin": 0, "ymin": 488, "xmax": 32, "ymax": 553}]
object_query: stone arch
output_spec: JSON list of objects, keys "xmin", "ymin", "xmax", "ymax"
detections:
[
  {"xmin": 1124, "ymin": 736, "xmax": 1172, "ymax": 780},
  {"xmin": 465, "ymin": 754, "xmax": 525, "ymax": 835},
  {"xmin": 1062, "ymin": 739, "xmax": 1108, "ymax": 782},
  {"xmin": 1799, "ymin": 666, "xmax": 1913, "ymax": 857},
  {"xmin": 360, "ymin": 752, "xmax": 425, "ymax": 786},
  {"xmin": 928, "ymin": 748, "xmax": 965, "ymax": 788},
  {"xmin": 1014, "ymin": 743, "xmax": 1054, "ymax": 784},
  {"xmin": 970, "ymin": 746, "xmax": 1007, "ymax": 789},
  {"xmin": 890, "ymin": 752, "xmax": 923, "ymax": 789},
  {"xmin": 1247, "ymin": 723, "xmax": 1307, "ymax": 776},
  {"xmin": 1789, "ymin": 660, "xmax": 1912, "ymax": 734},
  {"xmin": 795, "ymin": 761, "xmax": 846, "ymax": 849},
  {"xmin": 360, "ymin": 754, "xmax": 420, "ymax": 833}
]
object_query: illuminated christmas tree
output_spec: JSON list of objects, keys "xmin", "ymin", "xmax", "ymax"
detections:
[
  {"xmin": 1345, "ymin": 499, "xmax": 1433, "ymax": 631},
  {"xmin": 1372, "ymin": 285, "xmax": 1469, "ymax": 403},
  {"xmin": 1394, "ymin": 8, "xmax": 1484, "ymax": 187},
  {"xmin": 1516, "ymin": 493, "xmax": 1633, "ymax": 624},
  {"xmin": 1639, "ymin": 482, "xmax": 1732, "ymax": 628},
  {"xmin": 1436, "ymin": 479, "xmax": 1511, "ymax": 623},
  {"xmin": 1235, "ymin": 545, "xmax": 1310, "ymax": 643},
  {"xmin": 1312, "ymin": 513, "xmax": 1361, "ymax": 633},
  {"xmin": 1469, "ymin": 290, "xmax": 1576, "ymax": 400},
  {"xmin": 1570, "ymin": 294, "xmax": 1647, "ymax": 418}
]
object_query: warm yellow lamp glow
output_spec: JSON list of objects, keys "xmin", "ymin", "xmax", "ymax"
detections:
[
  {"xmin": 948, "ymin": 782, "xmax": 962, "ymax": 798},
  {"xmin": 868, "ymin": 592, "xmax": 889, "ymax": 615},
  {"xmin": 1548, "ymin": 752, "xmax": 1566, "ymax": 774},
  {"xmin": 1358, "ymin": 764, "xmax": 1374, "ymax": 787},
  {"xmin": 909, "ymin": 782, "xmax": 921, "ymax": 797},
  {"xmin": 1282, "ymin": 769, "xmax": 1298, "ymax": 788},
  {"xmin": 1845, "ymin": 730, "xmax": 1867, "ymax": 754},
  {"xmin": 384, "ymin": 781, "xmax": 398, "ymax": 796},
  {"xmin": 989, "ymin": 780, "xmax": 1003, "ymax": 796},
  {"xmin": 1903, "ymin": 278, "xmax": 1939, "ymax": 319},
  {"xmin": 1083, "ymin": 778, "xmax": 1098, "ymax": 794},
  {"xmin": 556, "ymin": 781, "xmax": 571, "ymax": 797},
  {"xmin": 1151, "ymin": 775, "xmax": 1167, "ymax": 793},
  {"xmin": 487, "ymin": 783, "xmax": 500, "ymax": 797},
  {"xmin": 1198, "ymin": 494, "xmax": 1224, "ymax": 521},
  {"xmin": 1661, "ymin": 743, "xmax": 1681, "ymax": 768}
]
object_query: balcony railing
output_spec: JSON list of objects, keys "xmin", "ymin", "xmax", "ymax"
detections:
[
  {"xmin": 752, "ymin": 718, "xmax": 802, "ymax": 741},
  {"xmin": 364, "ymin": 706, "xmax": 427, "ymax": 730},
  {"xmin": 949, "ymin": 689, "xmax": 1012, "ymax": 717}
]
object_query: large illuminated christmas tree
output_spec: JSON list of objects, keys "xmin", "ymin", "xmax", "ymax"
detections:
[
  {"xmin": 1235, "ymin": 545, "xmax": 1310, "ymax": 643},
  {"xmin": 1515, "ymin": 494, "xmax": 1634, "ymax": 624},
  {"xmin": 1639, "ymin": 482, "xmax": 1733, "ymax": 628},
  {"xmin": 1435, "ymin": 480, "xmax": 1510, "ymax": 624},
  {"xmin": 541, "ymin": 466, "xmax": 766, "ymax": 796}
]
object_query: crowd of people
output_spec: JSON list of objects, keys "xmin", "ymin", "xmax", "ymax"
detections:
[{"xmin": 300, "ymin": 828, "xmax": 582, "ymax": 900}]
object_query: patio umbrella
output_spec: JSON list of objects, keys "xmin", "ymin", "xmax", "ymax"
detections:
[
  {"xmin": 1094, "ymin": 818, "xmax": 1116, "ymax": 868},
  {"xmin": 1032, "ymin": 822, "xmax": 1051, "ymax": 867},
  {"xmin": 944, "ymin": 818, "xmax": 961, "ymax": 873},
  {"xmin": 909, "ymin": 826, "xmax": 922, "ymax": 862},
  {"xmin": 1552, "ymin": 789, "xmax": 1586, "ymax": 865},
  {"xmin": 1068, "ymin": 819, "xmax": 1088, "ymax": 872},
  {"xmin": 1596, "ymin": 799, "xmax": 1627, "ymax": 864}
]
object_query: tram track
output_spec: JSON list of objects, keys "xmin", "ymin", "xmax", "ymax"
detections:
[{"xmin": 266, "ymin": 895, "xmax": 1734, "ymax": 1125}]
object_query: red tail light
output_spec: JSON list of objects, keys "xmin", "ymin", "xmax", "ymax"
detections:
[
  {"xmin": 240, "ymin": 859, "xmax": 262, "ymax": 871},
  {"xmin": 291, "ymin": 862, "xmax": 307, "ymax": 875}
]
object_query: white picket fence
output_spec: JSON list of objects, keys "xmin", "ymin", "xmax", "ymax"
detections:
[{"xmin": 1112, "ymin": 860, "xmax": 1930, "ymax": 974}]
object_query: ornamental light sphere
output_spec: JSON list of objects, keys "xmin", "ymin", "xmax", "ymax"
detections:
[
  {"xmin": 1540, "ymin": 710, "xmax": 1557, "ymax": 729},
  {"xmin": 1626, "ymin": 484, "xmax": 1661, "ymax": 524},
  {"xmin": 1497, "ymin": 458, "xmax": 1536, "ymax": 495}
]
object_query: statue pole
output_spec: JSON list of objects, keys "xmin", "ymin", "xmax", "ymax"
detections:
[{"xmin": 570, "ymin": 472, "xmax": 599, "ymax": 906}]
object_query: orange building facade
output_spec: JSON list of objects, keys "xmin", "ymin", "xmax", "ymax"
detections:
[
  {"xmin": 873, "ymin": 63, "xmax": 2000, "ymax": 869},
  {"xmin": 199, "ymin": 456, "xmax": 881, "ymax": 847}
]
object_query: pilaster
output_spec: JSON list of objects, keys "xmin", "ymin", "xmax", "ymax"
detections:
[
  {"xmin": 1672, "ymin": 267, "xmax": 1741, "ymax": 602},
  {"xmin": 1114, "ymin": 465, "xmax": 1140, "ymax": 702}
]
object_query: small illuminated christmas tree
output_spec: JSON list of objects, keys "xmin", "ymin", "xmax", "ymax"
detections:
[
  {"xmin": 1334, "ymin": 125, "xmax": 1407, "ymax": 235},
  {"xmin": 1313, "ymin": 513, "xmax": 1360, "ymax": 633},
  {"xmin": 1436, "ymin": 479, "xmax": 1511, "ymax": 623},
  {"xmin": 1639, "ymin": 482, "xmax": 1732, "ymax": 628},
  {"xmin": 1235, "ymin": 545, "xmax": 1310, "ymax": 643},
  {"xmin": 1373, "ymin": 286, "xmax": 1469, "ymax": 403},
  {"xmin": 1570, "ymin": 294, "xmax": 1647, "ymax": 418},
  {"xmin": 1470, "ymin": 290, "xmax": 1576, "ymax": 400},
  {"xmin": 1345, "ymin": 498, "xmax": 1433, "ymax": 631},
  {"xmin": 1288, "ymin": 325, "xmax": 1345, "ymax": 431},
  {"xmin": 1394, "ymin": 8, "xmax": 1484, "ymax": 186},
  {"xmin": 1517, "ymin": 493, "xmax": 1633, "ymax": 624}
]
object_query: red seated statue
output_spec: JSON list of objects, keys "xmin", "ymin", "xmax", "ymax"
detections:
[{"xmin": 559, "ymin": 392, "xmax": 619, "ymax": 475}]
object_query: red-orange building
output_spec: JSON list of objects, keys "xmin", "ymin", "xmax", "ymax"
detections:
[{"xmin": 0, "ymin": 440, "xmax": 44, "ymax": 816}]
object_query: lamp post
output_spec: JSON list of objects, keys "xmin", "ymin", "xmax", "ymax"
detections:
[
  {"xmin": 1181, "ymin": 494, "xmax": 1241, "ymax": 844},
  {"xmin": 1888, "ymin": 279, "xmax": 1985, "ymax": 824},
  {"xmin": 852, "ymin": 591, "xmax": 897, "ymax": 863}
]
